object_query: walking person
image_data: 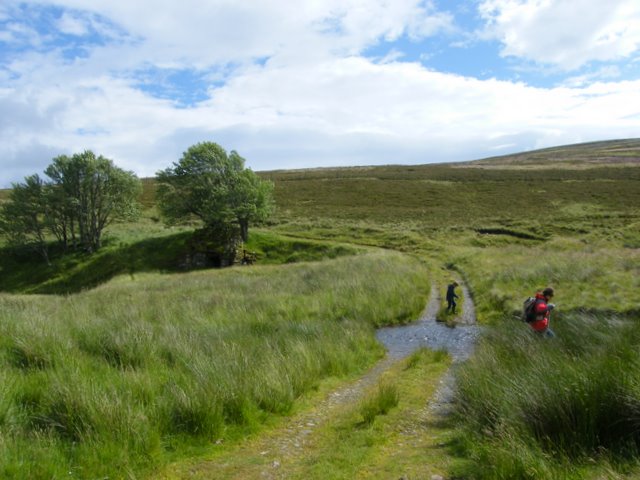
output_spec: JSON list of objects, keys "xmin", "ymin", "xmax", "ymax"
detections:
[
  {"xmin": 527, "ymin": 287, "xmax": 556, "ymax": 338},
  {"xmin": 446, "ymin": 281, "xmax": 459, "ymax": 314}
]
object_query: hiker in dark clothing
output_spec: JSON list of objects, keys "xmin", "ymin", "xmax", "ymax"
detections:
[{"xmin": 446, "ymin": 281, "xmax": 459, "ymax": 314}]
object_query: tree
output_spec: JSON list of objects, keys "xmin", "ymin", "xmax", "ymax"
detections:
[
  {"xmin": 43, "ymin": 156, "xmax": 79, "ymax": 250},
  {"xmin": 0, "ymin": 175, "xmax": 52, "ymax": 264},
  {"xmin": 44, "ymin": 151, "xmax": 142, "ymax": 252},
  {"xmin": 0, "ymin": 151, "xmax": 141, "ymax": 261},
  {"xmin": 156, "ymin": 142, "xmax": 274, "ymax": 257},
  {"xmin": 232, "ymin": 166, "xmax": 275, "ymax": 242}
]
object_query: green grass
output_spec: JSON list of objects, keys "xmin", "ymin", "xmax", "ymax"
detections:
[
  {"xmin": 159, "ymin": 348, "xmax": 454, "ymax": 480},
  {"xmin": 0, "ymin": 251, "xmax": 430, "ymax": 478},
  {"xmin": 262, "ymin": 162, "xmax": 640, "ymax": 230},
  {"xmin": 452, "ymin": 312, "xmax": 640, "ymax": 479},
  {"xmin": 243, "ymin": 230, "xmax": 362, "ymax": 265},
  {"xmin": 358, "ymin": 382, "xmax": 400, "ymax": 426},
  {"xmin": 0, "ymin": 228, "xmax": 362, "ymax": 294},
  {"xmin": 444, "ymin": 239, "xmax": 640, "ymax": 324}
]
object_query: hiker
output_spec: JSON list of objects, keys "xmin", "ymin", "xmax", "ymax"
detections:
[
  {"xmin": 446, "ymin": 281, "xmax": 459, "ymax": 314},
  {"xmin": 528, "ymin": 287, "xmax": 556, "ymax": 338}
]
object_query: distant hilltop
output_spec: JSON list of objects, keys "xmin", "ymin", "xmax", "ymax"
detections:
[
  {"xmin": 2, "ymin": 138, "xmax": 640, "ymax": 200},
  {"xmin": 260, "ymin": 138, "xmax": 640, "ymax": 177},
  {"xmin": 460, "ymin": 138, "xmax": 640, "ymax": 168}
]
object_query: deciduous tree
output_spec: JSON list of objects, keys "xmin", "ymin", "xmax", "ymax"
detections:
[
  {"xmin": 0, "ymin": 151, "xmax": 141, "ymax": 260},
  {"xmin": 45, "ymin": 151, "xmax": 141, "ymax": 252},
  {"xmin": 156, "ymin": 142, "xmax": 274, "ymax": 249},
  {"xmin": 0, "ymin": 175, "xmax": 51, "ymax": 263}
]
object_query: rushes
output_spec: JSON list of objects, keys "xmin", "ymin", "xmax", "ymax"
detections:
[
  {"xmin": 359, "ymin": 382, "xmax": 400, "ymax": 425},
  {"xmin": 0, "ymin": 251, "xmax": 429, "ymax": 477},
  {"xmin": 454, "ymin": 313, "xmax": 640, "ymax": 478}
]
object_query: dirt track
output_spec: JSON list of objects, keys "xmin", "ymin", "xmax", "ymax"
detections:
[
  {"xmin": 377, "ymin": 283, "xmax": 481, "ymax": 416},
  {"xmin": 256, "ymin": 282, "xmax": 482, "ymax": 478},
  {"xmin": 164, "ymin": 282, "xmax": 481, "ymax": 479}
]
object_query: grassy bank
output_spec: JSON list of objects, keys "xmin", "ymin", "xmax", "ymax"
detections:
[
  {"xmin": 453, "ymin": 312, "xmax": 640, "ymax": 479},
  {"xmin": 0, "ymin": 251, "xmax": 429, "ymax": 478},
  {"xmin": 0, "ymin": 229, "xmax": 361, "ymax": 294}
]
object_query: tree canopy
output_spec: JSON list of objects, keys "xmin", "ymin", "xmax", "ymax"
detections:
[
  {"xmin": 0, "ymin": 151, "xmax": 141, "ymax": 260},
  {"xmin": 156, "ymin": 142, "xmax": 274, "ymax": 243},
  {"xmin": 44, "ymin": 151, "xmax": 141, "ymax": 251},
  {"xmin": 0, "ymin": 174, "xmax": 51, "ymax": 263}
]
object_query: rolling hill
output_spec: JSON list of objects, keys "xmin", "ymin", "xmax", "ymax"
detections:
[{"xmin": 0, "ymin": 138, "xmax": 639, "ymax": 479}]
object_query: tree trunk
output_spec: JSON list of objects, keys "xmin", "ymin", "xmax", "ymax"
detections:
[{"xmin": 239, "ymin": 219, "xmax": 249, "ymax": 242}]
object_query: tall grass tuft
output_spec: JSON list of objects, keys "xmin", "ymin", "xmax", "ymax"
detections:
[
  {"xmin": 359, "ymin": 382, "xmax": 400, "ymax": 425},
  {"xmin": 454, "ymin": 311, "xmax": 640, "ymax": 478},
  {"xmin": 0, "ymin": 251, "xmax": 429, "ymax": 477}
]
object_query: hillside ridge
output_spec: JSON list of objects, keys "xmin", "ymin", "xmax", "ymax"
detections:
[
  {"xmin": 464, "ymin": 137, "xmax": 640, "ymax": 167},
  {"xmin": 258, "ymin": 138, "xmax": 640, "ymax": 177},
  {"xmin": 2, "ymin": 138, "xmax": 638, "ymax": 198}
]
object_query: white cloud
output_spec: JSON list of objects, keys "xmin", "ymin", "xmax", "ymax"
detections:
[
  {"xmin": 2, "ymin": 48, "xmax": 640, "ymax": 185},
  {"xmin": 479, "ymin": 0, "xmax": 640, "ymax": 69},
  {"xmin": 56, "ymin": 11, "xmax": 89, "ymax": 36},
  {"xmin": 10, "ymin": 0, "xmax": 452, "ymax": 67},
  {"xmin": 562, "ymin": 65, "xmax": 622, "ymax": 87},
  {"xmin": 407, "ymin": 3, "xmax": 455, "ymax": 39},
  {"xmin": 0, "ymin": 21, "xmax": 41, "ymax": 46},
  {"xmin": 1, "ymin": 0, "xmax": 639, "ymax": 187}
]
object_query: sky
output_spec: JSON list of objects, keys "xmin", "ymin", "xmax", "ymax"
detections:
[{"xmin": 1, "ymin": 0, "xmax": 640, "ymax": 186}]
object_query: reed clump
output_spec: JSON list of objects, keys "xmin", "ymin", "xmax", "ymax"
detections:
[
  {"xmin": 0, "ymin": 251, "xmax": 429, "ymax": 478},
  {"xmin": 453, "ymin": 312, "xmax": 640, "ymax": 479}
]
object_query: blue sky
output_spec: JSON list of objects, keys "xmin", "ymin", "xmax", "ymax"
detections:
[{"xmin": 1, "ymin": 0, "xmax": 640, "ymax": 186}]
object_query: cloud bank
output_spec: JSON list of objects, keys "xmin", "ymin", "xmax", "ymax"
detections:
[{"xmin": 1, "ymin": 0, "xmax": 639, "ymax": 186}]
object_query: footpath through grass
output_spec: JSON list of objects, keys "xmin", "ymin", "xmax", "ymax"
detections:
[
  {"xmin": 159, "ymin": 348, "xmax": 458, "ymax": 480},
  {"xmin": 293, "ymin": 349, "xmax": 458, "ymax": 480}
]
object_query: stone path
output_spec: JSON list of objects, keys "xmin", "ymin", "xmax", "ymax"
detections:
[
  {"xmin": 257, "ymin": 282, "xmax": 482, "ymax": 477},
  {"xmin": 376, "ymin": 283, "xmax": 481, "ymax": 417},
  {"xmin": 164, "ymin": 281, "xmax": 481, "ymax": 479}
]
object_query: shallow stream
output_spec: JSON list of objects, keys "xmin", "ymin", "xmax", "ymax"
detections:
[
  {"xmin": 376, "ymin": 284, "xmax": 482, "ymax": 363},
  {"xmin": 375, "ymin": 284, "xmax": 482, "ymax": 415}
]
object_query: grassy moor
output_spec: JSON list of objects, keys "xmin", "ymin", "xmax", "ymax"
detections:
[{"xmin": 1, "ymin": 139, "xmax": 639, "ymax": 479}]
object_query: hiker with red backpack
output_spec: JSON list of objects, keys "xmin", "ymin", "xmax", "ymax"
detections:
[{"xmin": 523, "ymin": 287, "xmax": 556, "ymax": 338}]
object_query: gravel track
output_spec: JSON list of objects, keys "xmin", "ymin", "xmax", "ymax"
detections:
[
  {"xmin": 176, "ymin": 283, "xmax": 481, "ymax": 479},
  {"xmin": 376, "ymin": 283, "xmax": 481, "ymax": 363},
  {"xmin": 376, "ymin": 283, "xmax": 482, "ymax": 416},
  {"xmin": 260, "ymin": 283, "xmax": 482, "ymax": 474}
]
